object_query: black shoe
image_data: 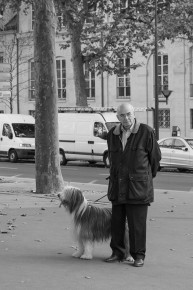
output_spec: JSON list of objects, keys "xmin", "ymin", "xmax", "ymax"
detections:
[
  {"xmin": 104, "ymin": 254, "xmax": 123, "ymax": 263},
  {"xmin": 134, "ymin": 258, "xmax": 144, "ymax": 267}
]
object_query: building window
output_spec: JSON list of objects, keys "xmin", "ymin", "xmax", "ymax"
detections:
[
  {"xmin": 157, "ymin": 53, "xmax": 168, "ymax": 96},
  {"xmin": 29, "ymin": 61, "xmax": 35, "ymax": 100},
  {"xmin": 29, "ymin": 110, "xmax": 35, "ymax": 117},
  {"xmin": 57, "ymin": 12, "xmax": 65, "ymax": 29},
  {"xmin": 120, "ymin": 0, "xmax": 128, "ymax": 12},
  {"xmin": 84, "ymin": 61, "xmax": 95, "ymax": 99},
  {"xmin": 159, "ymin": 109, "xmax": 170, "ymax": 128},
  {"xmin": 56, "ymin": 59, "xmax": 66, "ymax": 99},
  {"xmin": 0, "ymin": 52, "xmax": 3, "ymax": 63},
  {"xmin": 85, "ymin": 2, "xmax": 97, "ymax": 24},
  {"xmin": 29, "ymin": 59, "xmax": 66, "ymax": 100},
  {"xmin": 31, "ymin": 4, "xmax": 34, "ymax": 30},
  {"xmin": 117, "ymin": 58, "xmax": 130, "ymax": 99},
  {"xmin": 190, "ymin": 47, "xmax": 193, "ymax": 98},
  {"xmin": 190, "ymin": 109, "xmax": 193, "ymax": 129}
]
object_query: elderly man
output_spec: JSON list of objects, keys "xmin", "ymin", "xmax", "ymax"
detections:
[{"xmin": 105, "ymin": 103, "xmax": 161, "ymax": 267}]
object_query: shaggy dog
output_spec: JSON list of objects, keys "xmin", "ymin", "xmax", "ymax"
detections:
[{"xmin": 58, "ymin": 186, "xmax": 134, "ymax": 261}]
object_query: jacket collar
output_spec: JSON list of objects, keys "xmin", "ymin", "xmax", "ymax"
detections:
[{"xmin": 113, "ymin": 119, "xmax": 140, "ymax": 136}]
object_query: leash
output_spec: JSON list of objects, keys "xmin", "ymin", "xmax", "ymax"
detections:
[
  {"xmin": 91, "ymin": 193, "xmax": 108, "ymax": 204},
  {"xmin": 91, "ymin": 176, "xmax": 110, "ymax": 204}
]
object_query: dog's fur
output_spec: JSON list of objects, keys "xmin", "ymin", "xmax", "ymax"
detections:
[{"xmin": 58, "ymin": 186, "xmax": 133, "ymax": 261}]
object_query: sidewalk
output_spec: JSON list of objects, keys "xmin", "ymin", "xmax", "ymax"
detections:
[{"xmin": 0, "ymin": 176, "xmax": 193, "ymax": 290}]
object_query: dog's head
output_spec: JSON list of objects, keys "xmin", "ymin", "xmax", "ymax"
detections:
[{"xmin": 58, "ymin": 186, "xmax": 85, "ymax": 214}]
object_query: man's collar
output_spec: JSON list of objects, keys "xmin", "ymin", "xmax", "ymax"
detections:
[
  {"xmin": 121, "ymin": 121, "xmax": 135, "ymax": 133},
  {"xmin": 113, "ymin": 120, "xmax": 140, "ymax": 136}
]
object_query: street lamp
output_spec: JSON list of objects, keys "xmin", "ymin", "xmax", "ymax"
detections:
[
  {"xmin": 161, "ymin": 89, "xmax": 172, "ymax": 104},
  {"xmin": 154, "ymin": 0, "xmax": 159, "ymax": 140},
  {"xmin": 16, "ymin": 10, "xmax": 20, "ymax": 114}
]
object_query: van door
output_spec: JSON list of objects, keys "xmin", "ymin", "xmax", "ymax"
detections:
[
  {"xmin": 0, "ymin": 123, "xmax": 13, "ymax": 157},
  {"xmin": 74, "ymin": 121, "xmax": 94, "ymax": 161},
  {"xmin": 59, "ymin": 121, "xmax": 76, "ymax": 160}
]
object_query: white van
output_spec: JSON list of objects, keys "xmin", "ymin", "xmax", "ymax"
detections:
[
  {"xmin": 0, "ymin": 114, "xmax": 35, "ymax": 162},
  {"xmin": 58, "ymin": 109, "xmax": 120, "ymax": 166}
]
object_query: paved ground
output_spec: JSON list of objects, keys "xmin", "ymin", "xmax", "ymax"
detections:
[{"xmin": 0, "ymin": 176, "xmax": 193, "ymax": 290}]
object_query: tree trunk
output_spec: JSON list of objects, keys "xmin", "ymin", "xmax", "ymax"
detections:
[
  {"xmin": 33, "ymin": 0, "xmax": 64, "ymax": 194},
  {"xmin": 71, "ymin": 27, "xmax": 88, "ymax": 107}
]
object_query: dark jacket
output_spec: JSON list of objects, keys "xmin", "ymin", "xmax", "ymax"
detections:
[{"xmin": 107, "ymin": 121, "xmax": 161, "ymax": 204}]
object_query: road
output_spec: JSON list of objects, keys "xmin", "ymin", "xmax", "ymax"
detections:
[{"xmin": 0, "ymin": 160, "xmax": 193, "ymax": 192}]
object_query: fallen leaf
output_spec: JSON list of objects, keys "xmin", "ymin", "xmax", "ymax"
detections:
[
  {"xmin": 8, "ymin": 225, "xmax": 16, "ymax": 230},
  {"xmin": 1, "ymin": 230, "xmax": 8, "ymax": 234}
]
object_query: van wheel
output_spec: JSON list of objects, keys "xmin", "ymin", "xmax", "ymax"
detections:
[
  {"xmin": 9, "ymin": 150, "xmax": 18, "ymax": 163},
  {"xmin": 103, "ymin": 152, "xmax": 110, "ymax": 168},
  {"xmin": 60, "ymin": 150, "xmax": 67, "ymax": 166},
  {"xmin": 178, "ymin": 168, "xmax": 188, "ymax": 173},
  {"xmin": 89, "ymin": 161, "xmax": 96, "ymax": 165}
]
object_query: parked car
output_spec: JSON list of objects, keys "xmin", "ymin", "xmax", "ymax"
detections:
[{"xmin": 158, "ymin": 137, "xmax": 193, "ymax": 172}]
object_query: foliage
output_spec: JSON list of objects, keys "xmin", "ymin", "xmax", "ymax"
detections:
[
  {"xmin": 1, "ymin": 0, "xmax": 193, "ymax": 74},
  {"xmin": 54, "ymin": 0, "xmax": 193, "ymax": 75},
  {"xmin": 0, "ymin": 34, "xmax": 33, "ymax": 112}
]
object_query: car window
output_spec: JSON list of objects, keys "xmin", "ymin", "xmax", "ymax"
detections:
[
  {"xmin": 173, "ymin": 139, "xmax": 186, "ymax": 150},
  {"xmin": 159, "ymin": 138, "xmax": 173, "ymax": 148},
  {"xmin": 2, "ymin": 123, "xmax": 12, "ymax": 137},
  {"xmin": 93, "ymin": 122, "xmax": 107, "ymax": 139},
  {"xmin": 185, "ymin": 139, "xmax": 193, "ymax": 149}
]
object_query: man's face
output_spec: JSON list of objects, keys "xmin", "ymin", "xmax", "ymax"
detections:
[{"xmin": 117, "ymin": 106, "xmax": 135, "ymax": 129}]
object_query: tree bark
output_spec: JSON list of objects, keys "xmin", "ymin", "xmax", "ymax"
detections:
[
  {"xmin": 33, "ymin": 0, "xmax": 64, "ymax": 194},
  {"xmin": 70, "ymin": 26, "xmax": 88, "ymax": 107}
]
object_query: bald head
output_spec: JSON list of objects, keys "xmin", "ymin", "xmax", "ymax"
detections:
[
  {"xmin": 117, "ymin": 103, "xmax": 135, "ymax": 130},
  {"xmin": 117, "ymin": 103, "xmax": 135, "ymax": 115}
]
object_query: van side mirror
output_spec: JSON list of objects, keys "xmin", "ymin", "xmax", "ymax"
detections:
[
  {"xmin": 182, "ymin": 147, "xmax": 188, "ymax": 152},
  {"xmin": 101, "ymin": 131, "xmax": 107, "ymax": 140},
  {"xmin": 94, "ymin": 129, "xmax": 107, "ymax": 140},
  {"xmin": 8, "ymin": 132, "xmax": 13, "ymax": 139}
]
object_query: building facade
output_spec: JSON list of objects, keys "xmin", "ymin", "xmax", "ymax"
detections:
[{"xmin": 0, "ymin": 5, "xmax": 193, "ymax": 139}]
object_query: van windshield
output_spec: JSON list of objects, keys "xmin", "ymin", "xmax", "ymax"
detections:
[
  {"xmin": 12, "ymin": 123, "xmax": 35, "ymax": 138},
  {"xmin": 105, "ymin": 122, "xmax": 120, "ymax": 131}
]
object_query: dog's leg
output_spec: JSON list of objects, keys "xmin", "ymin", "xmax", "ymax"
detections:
[
  {"xmin": 124, "ymin": 224, "xmax": 134, "ymax": 263},
  {"xmin": 80, "ymin": 241, "xmax": 94, "ymax": 260},
  {"xmin": 72, "ymin": 239, "xmax": 84, "ymax": 258}
]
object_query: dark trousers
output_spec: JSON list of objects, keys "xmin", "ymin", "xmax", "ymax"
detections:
[{"xmin": 110, "ymin": 203, "xmax": 148, "ymax": 260}]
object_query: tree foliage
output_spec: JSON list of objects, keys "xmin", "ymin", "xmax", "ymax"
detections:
[
  {"xmin": 2, "ymin": 0, "xmax": 193, "ymax": 86},
  {"xmin": 0, "ymin": 34, "xmax": 33, "ymax": 112},
  {"xmin": 55, "ymin": 0, "xmax": 193, "ymax": 75}
]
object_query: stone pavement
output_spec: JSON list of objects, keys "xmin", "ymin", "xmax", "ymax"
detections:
[{"xmin": 0, "ymin": 176, "xmax": 193, "ymax": 290}]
